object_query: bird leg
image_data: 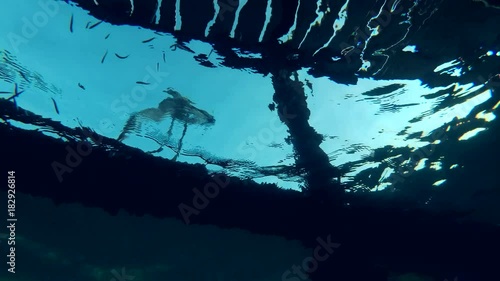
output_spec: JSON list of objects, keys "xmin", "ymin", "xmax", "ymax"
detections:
[
  {"xmin": 172, "ymin": 121, "xmax": 188, "ymax": 161},
  {"xmin": 166, "ymin": 117, "xmax": 175, "ymax": 141}
]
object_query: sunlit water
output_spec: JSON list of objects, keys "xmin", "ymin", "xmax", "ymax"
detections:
[
  {"xmin": 0, "ymin": 1, "xmax": 499, "ymax": 280},
  {"xmin": 1, "ymin": 1, "xmax": 496, "ymax": 191}
]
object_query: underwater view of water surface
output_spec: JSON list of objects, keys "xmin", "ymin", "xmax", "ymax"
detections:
[{"xmin": 1, "ymin": 0, "xmax": 500, "ymax": 281}]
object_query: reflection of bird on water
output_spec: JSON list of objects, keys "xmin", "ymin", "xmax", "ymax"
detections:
[{"xmin": 117, "ymin": 88, "xmax": 215, "ymax": 161}]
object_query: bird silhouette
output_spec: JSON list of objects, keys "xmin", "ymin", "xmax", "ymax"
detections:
[{"xmin": 117, "ymin": 88, "xmax": 215, "ymax": 161}]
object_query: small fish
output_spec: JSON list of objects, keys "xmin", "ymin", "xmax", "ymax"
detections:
[
  {"xmin": 156, "ymin": 62, "xmax": 159, "ymax": 71},
  {"xmin": 136, "ymin": 81, "xmax": 150, "ymax": 85},
  {"xmin": 78, "ymin": 83, "xmax": 85, "ymax": 90},
  {"xmin": 115, "ymin": 53, "xmax": 129, "ymax": 59},
  {"xmin": 88, "ymin": 20, "xmax": 103, "ymax": 29},
  {"xmin": 51, "ymin": 98, "xmax": 60, "ymax": 114},
  {"xmin": 69, "ymin": 14, "xmax": 74, "ymax": 33},
  {"xmin": 101, "ymin": 50, "xmax": 108, "ymax": 63},
  {"xmin": 18, "ymin": 71, "xmax": 30, "ymax": 82},
  {"xmin": 0, "ymin": 91, "xmax": 10, "ymax": 94},
  {"xmin": 162, "ymin": 51, "xmax": 166, "ymax": 62},
  {"xmin": 142, "ymin": 37, "xmax": 156, "ymax": 43},
  {"xmin": 85, "ymin": 21, "xmax": 90, "ymax": 29},
  {"xmin": 170, "ymin": 43, "xmax": 195, "ymax": 53},
  {"xmin": 104, "ymin": 33, "xmax": 110, "ymax": 39}
]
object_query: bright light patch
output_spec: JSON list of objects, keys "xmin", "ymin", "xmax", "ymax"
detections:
[
  {"xmin": 452, "ymin": 68, "xmax": 462, "ymax": 77},
  {"xmin": 205, "ymin": 0, "xmax": 220, "ymax": 36},
  {"xmin": 313, "ymin": 0, "xmax": 350, "ymax": 56},
  {"xmin": 429, "ymin": 161, "xmax": 442, "ymax": 170},
  {"xmin": 230, "ymin": 0, "xmax": 248, "ymax": 38},
  {"xmin": 458, "ymin": 128, "xmax": 487, "ymax": 141},
  {"xmin": 475, "ymin": 110, "xmax": 496, "ymax": 122},
  {"xmin": 298, "ymin": 0, "xmax": 325, "ymax": 49},
  {"xmin": 414, "ymin": 158, "xmax": 427, "ymax": 170},
  {"xmin": 493, "ymin": 100, "xmax": 500, "ymax": 110},
  {"xmin": 433, "ymin": 179, "xmax": 446, "ymax": 186},
  {"xmin": 154, "ymin": 0, "xmax": 163, "ymax": 24},
  {"xmin": 7, "ymin": 120, "xmax": 40, "ymax": 133},
  {"xmin": 129, "ymin": 0, "xmax": 135, "ymax": 16},
  {"xmin": 174, "ymin": 0, "xmax": 182, "ymax": 30},
  {"xmin": 439, "ymin": 67, "xmax": 462, "ymax": 77},
  {"xmin": 258, "ymin": 0, "xmax": 273, "ymax": 42},
  {"xmin": 402, "ymin": 45, "xmax": 418, "ymax": 52},
  {"xmin": 391, "ymin": 0, "xmax": 402, "ymax": 11},
  {"xmin": 449, "ymin": 89, "xmax": 492, "ymax": 120},
  {"xmin": 451, "ymin": 82, "xmax": 479, "ymax": 99},
  {"xmin": 359, "ymin": 60, "xmax": 371, "ymax": 71},
  {"xmin": 253, "ymin": 176, "xmax": 301, "ymax": 191},
  {"xmin": 371, "ymin": 181, "xmax": 391, "ymax": 191},
  {"xmin": 379, "ymin": 167, "xmax": 395, "ymax": 182},
  {"xmin": 450, "ymin": 164, "xmax": 459, "ymax": 169},
  {"xmin": 433, "ymin": 59, "xmax": 460, "ymax": 73},
  {"xmin": 232, "ymin": 48, "xmax": 262, "ymax": 59},
  {"xmin": 278, "ymin": 0, "xmax": 301, "ymax": 43}
]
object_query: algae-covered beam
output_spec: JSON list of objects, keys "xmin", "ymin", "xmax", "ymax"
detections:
[{"xmin": 271, "ymin": 69, "xmax": 344, "ymax": 205}]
